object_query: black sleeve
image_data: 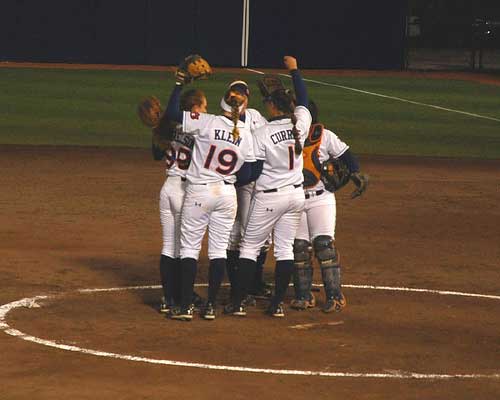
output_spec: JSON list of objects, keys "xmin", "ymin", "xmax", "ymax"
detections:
[
  {"xmin": 152, "ymin": 142, "xmax": 165, "ymax": 161},
  {"xmin": 165, "ymin": 85, "xmax": 183, "ymax": 123},
  {"xmin": 290, "ymin": 69, "xmax": 308, "ymax": 107},
  {"xmin": 338, "ymin": 149, "xmax": 360, "ymax": 173}
]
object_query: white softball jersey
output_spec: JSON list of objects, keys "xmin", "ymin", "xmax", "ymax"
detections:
[
  {"xmin": 252, "ymin": 105, "xmax": 312, "ymax": 191},
  {"xmin": 297, "ymin": 128, "xmax": 349, "ymax": 243},
  {"xmin": 164, "ymin": 129, "xmax": 195, "ymax": 178},
  {"xmin": 182, "ymin": 111, "xmax": 255, "ymax": 184}
]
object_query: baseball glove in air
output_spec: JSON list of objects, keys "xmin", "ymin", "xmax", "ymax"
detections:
[
  {"xmin": 175, "ymin": 54, "xmax": 212, "ymax": 85},
  {"xmin": 137, "ymin": 96, "xmax": 162, "ymax": 127},
  {"xmin": 257, "ymin": 75, "xmax": 286, "ymax": 99}
]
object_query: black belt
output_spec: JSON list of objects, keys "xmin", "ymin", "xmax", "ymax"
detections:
[
  {"xmin": 191, "ymin": 181, "xmax": 232, "ymax": 185},
  {"xmin": 181, "ymin": 177, "xmax": 187, "ymax": 182},
  {"xmin": 305, "ymin": 189, "xmax": 324, "ymax": 199},
  {"xmin": 263, "ymin": 184, "xmax": 302, "ymax": 193}
]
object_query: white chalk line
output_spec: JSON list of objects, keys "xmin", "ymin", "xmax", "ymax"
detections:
[
  {"xmin": 1, "ymin": 283, "xmax": 499, "ymax": 380},
  {"xmin": 246, "ymin": 68, "xmax": 500, "ymax": 123}
]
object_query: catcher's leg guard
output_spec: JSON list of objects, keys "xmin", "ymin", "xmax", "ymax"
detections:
[
  {"xmin": 313, "ymin": 235, "xmax": 343, "ymax": 305},
  {"xmin": 291, "ymin": 239, "xmax": 314, "ymax": 309}
]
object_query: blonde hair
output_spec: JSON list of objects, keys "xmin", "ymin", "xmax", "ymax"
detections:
[{"xmin": 224, "ymin": 89, "xmax": 246, "ymax": 141}]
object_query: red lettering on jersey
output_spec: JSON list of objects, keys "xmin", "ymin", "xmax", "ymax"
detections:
[{"xmin": 190, "ymin": 112, "xmax": 200, "ymax": 120}]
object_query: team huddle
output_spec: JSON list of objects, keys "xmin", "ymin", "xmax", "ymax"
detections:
[{"xmin": 138, "ymin": 55, "xmax": 368, "ymax": 321}]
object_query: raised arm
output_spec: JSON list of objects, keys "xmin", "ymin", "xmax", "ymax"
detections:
[
  {"xmin": 165, "ymin": 84, "xmax": 183, "ymax": 123},
  {"xmin": 284, "ymin": 56, "xmax": 308, "ymax": 107}
]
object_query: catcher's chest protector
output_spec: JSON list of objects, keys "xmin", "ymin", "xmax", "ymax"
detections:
[{"xmin": 302, "ymin": 123, "xmax": 324, "ymax": 188}]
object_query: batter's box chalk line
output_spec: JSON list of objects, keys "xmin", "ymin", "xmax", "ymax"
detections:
[{"xmin": 1, "ymin": 283, "xmax": 499, "ymax": 380}]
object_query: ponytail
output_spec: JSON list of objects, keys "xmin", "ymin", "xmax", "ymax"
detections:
[
  {"xmin": 269, "ymin": 89, "xmax": 301, "ymax": 154},
  {"xmin": 290, "ymin": 112, "xmax": 302, "ymax": 155},
  {"xmin": 230, "ymin": 101, "xmax": 240, "ymax": 141},
  {"xmin": 223, "ymin": 89, "xmax": 245, "ymax": 141}
]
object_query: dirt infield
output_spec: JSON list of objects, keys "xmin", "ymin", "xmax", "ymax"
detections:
[
  {"xmin": 2, "ymin": 61, "xmax": 500, "ymax": 87},
  {"xmin": 1, "ymin": 145, "xmax": 499, "ymax": 399}
]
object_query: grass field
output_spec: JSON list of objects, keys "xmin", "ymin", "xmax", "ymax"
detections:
[{"xmin": 1, "ymin": 67, "xmax": 499, "ymax": 158}]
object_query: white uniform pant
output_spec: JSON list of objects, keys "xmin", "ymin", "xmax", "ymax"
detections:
[
  {"xmin": 180, "ymin": 182, "xmax": 237, "ymax": 260},
  {"xmin": 240, "ymin": 185, "xmax": 305, "ymax": 261},
  {"xmin": 295, "ymin": 190, "xmax": 336, "ymax": 242},
  {"xmin": 159, "ymin": 176, "xmax": 186, "ymax": 258}
]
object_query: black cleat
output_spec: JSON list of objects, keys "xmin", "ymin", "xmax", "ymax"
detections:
[
  {"xmin": 250, "ymin": 282, "xmax": 273, "ymax": 299},
  {"xmin": 171, "ymin": 305, "xmax": 194, "ymax": 321},
  {"xmin": 224, "ymin": 303, "xmax": 247, "ymax": 317},
  {"xmin": 202, "ymin": 302, "xmax": 216, "ymax": 320},
  {"xmin": 159, "ymin": 296, "xmax": 174, "ymax": 314},
  {"xmin": 267, "ymin": 302, "xmax": 285, "ymax": 318}
]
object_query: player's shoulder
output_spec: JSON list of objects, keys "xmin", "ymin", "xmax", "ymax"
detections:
[
  {"xmin": 246, "ymin": 108, "xmax": 267, "ymax": 128},
  {"xmin": 323, "ymin": 127, "xmax": 343, "ymax": 142}
]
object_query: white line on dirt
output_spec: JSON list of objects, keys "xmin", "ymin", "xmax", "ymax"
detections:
[
  {"xmin": 1, "ymin": 284, "xmax": 499, "ymax": 380},
  {"xmin": 288, "ymin": 321, "xmax": 344, "ymax": 330},
  {"xmin": 246, "ymin": 68, "xmax": 500, "ymax": 123}
]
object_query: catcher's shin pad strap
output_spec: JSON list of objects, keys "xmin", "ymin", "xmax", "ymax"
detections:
[
  {"xmin": 302, "ymin": 123, "xmax": 324, "ymax": 188},
  {"xmin": 320, "ymin": 157, "xmax": 351, "ymax": 193}
]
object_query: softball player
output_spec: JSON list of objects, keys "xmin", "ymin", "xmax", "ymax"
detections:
[
  {"xmin": 165, "ymin": 82, "xmax": 255, "ymax": 321},
  {"xmin": 155, "ymin": 89, "xmax": 207, "ymax": 314},
  {"xmin": 229, "ymin": 56, "xmax": 311, "ymax": 318},
  {"xmin": 225, "ymin": 80, "xmax": 271, "ymax": 301},
  {"xmin": 292, "ymin": 100, "xmax": 366, "ymax": 313}
]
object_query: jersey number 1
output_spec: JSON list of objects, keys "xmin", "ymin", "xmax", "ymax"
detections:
[{"xmin": 288, "ymin": 146, "xmax": 295, "ymax": 170}]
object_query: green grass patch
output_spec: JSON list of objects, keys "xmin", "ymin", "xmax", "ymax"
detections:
[{"xmin": 1, "ymin": 67, "xmax": 499, "ymax": 158}]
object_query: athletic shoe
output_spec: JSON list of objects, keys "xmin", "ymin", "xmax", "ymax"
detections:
[
  {"xmin": 202, "ymin": 302, "xmax": 216, "ymax": 320},
  {"xmin": 192, "ymin": 292, "xmax": 205, "ymax": 309},
  {"xmin": 322, "ymin": 293, "xmax": 347, "ymax": 313},
  {"xmin": 171, "ymin": 305, "xmax": 194, "ymax": 321},
  {"xmin": 159, "ymin": 297, "xmax": 173, "ymax": 314},
  {"xmin": 224, "ymin": 303, "xmax": 247, "ymax": 317},
  {"xmin": 243, "ymin": 295, "xmax": 257, "ymax": 307},
  {"xmin": 267, "ymin": 302, "xmax": 285, "ymax": 318},
  {"xmin": 290, "ymin": 292, "xmax": 316, "ymax": 310},
  {"xmin": 249, "ymin": 282, "xmax": 273, "ymax": 299}
]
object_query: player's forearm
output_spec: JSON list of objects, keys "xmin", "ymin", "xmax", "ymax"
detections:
[
  {"xmin": 165, "ymin": 85, "xmax": 183, "ymax": 123},
  {"xmin": 338, "ymin": 149, "xmax": 360, "ymax": 173},
  {"xmin": 290, "ymin": 70, "xmax": 308, "ymax": 107},
  {"xmin": 152, "ymin": 142, "xmax": 165, "ymax": 161}
]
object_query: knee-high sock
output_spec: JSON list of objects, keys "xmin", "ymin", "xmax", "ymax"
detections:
[
  {"xmin": 180, "ymin": 258, "xmax": 197, "ymax": 309},
  {"xmin": 272, "ymin": 260, "xmax": 294, "ymax": 307},
  {"xmin": 226, "ymin": 250, "xmax": 239, "ymax": 296},
  {"xmin": 208, "ymin": 258, "xmax": 226, "ymax": 304},
  {"xmin": 252, "ymin": 250, "xmax": 268, "ymax": 291},
  {"xmin": 160, "ymin": 255, "xmax": 176, "ymax": 303},
  {"xmin": 232, "ymin": 257, "xmax": 256, "ymax": 306},
  {"xmin": 173, "ymin": 258, "xmax": 182, "ymax": 304}
]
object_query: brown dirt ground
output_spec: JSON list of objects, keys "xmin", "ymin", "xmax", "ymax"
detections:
[
  {"xmin": 1, "ymin": 61, "xmax": 500, "ymax": 87},
  {"xmin": 0, "ymin": 145, "xmax": 499, "ymax": 399}
]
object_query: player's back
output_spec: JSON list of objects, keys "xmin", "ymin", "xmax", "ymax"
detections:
[
  {"xmin": 165, "ymin": 130, "xmax": 195, "ymax": 178},
  {"xmin": 252, "ymin": 106, "xmax": 311, "ymax": 191},
  {"xmin": 182, "ymin": 111, "xmax": 255, "ymax": 184}
]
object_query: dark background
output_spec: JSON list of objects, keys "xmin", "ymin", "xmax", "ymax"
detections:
[{"xmin": 0, "ymin": 0, "xmax": 407, "ymax": 69}]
